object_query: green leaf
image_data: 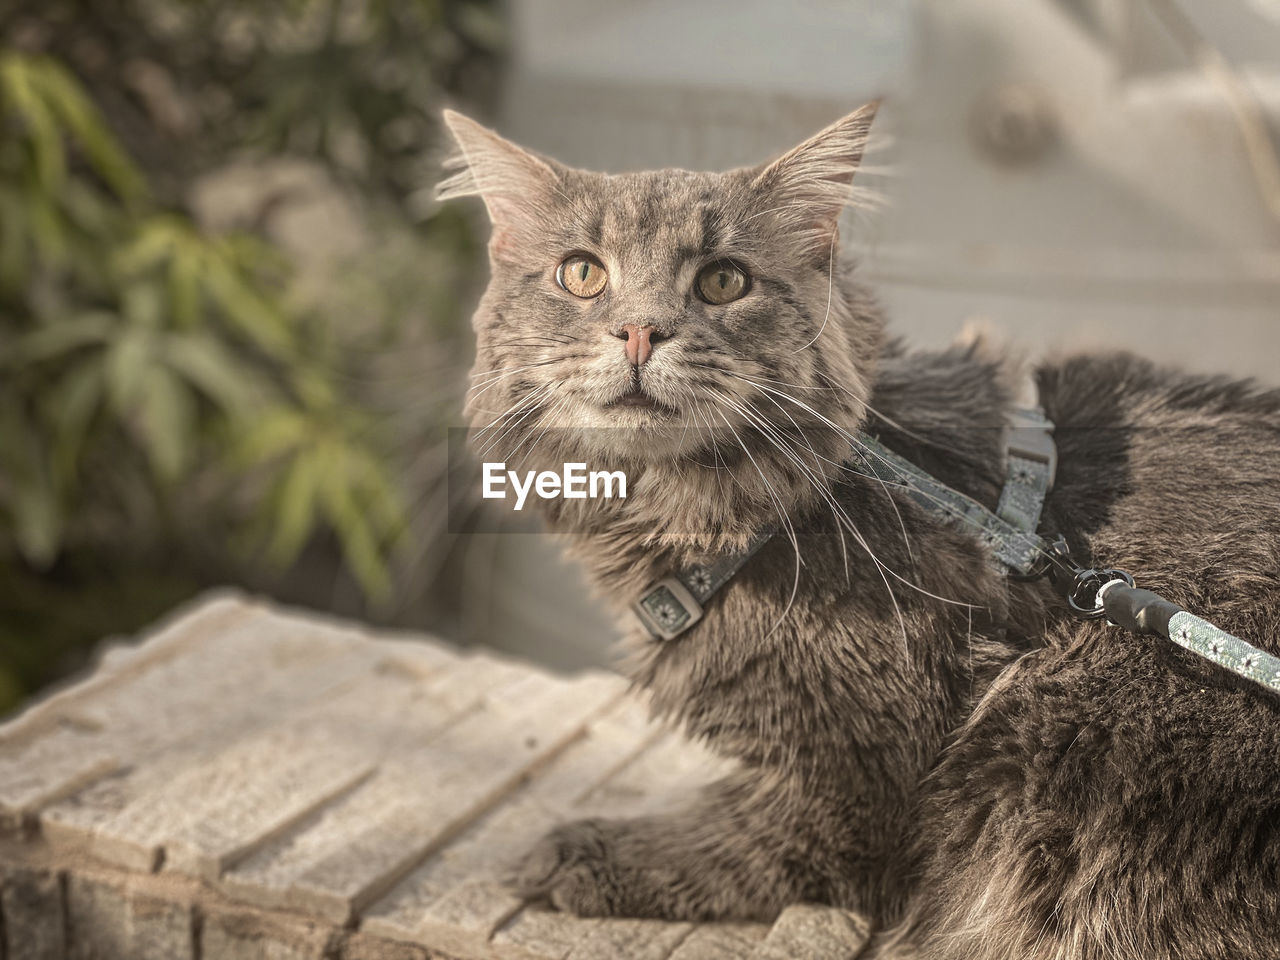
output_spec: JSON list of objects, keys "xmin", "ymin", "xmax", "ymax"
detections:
[
  {"xmin": 122, "ymin": 282, "xmax": 164, "ymax": 330},
  {"xmin": 138, "ymin": 366, "xmax": 194, "ymax": 481},
  {"xmin": 11, "ymin": 479, "xmax": 62, "ymax": 569},
  {"xmin": 319, "ymin": 451, "xmax": 392, "ymax": 601},
  {"xmin": 1, "ymin": 56, "xmax": 66, "ymax": 193},
  {"xmin": 290, "ymin": 363, "xmax": 338, "ymax": 410},
  {"xmin": 267, "ymin": 446, "xmax": 323, "ymax": 564},
  {"xmin": 47, "ymin": 361, "xmax": 105, "ymax": 491},
  {"xmin": 105, "ymin": 327, "xmax": 152, "ymax": 411},
  {"xmin": 164, "ymin": 335, "xmax": 259, "ymax": 415},
  {"xmin": 0, "ymin": 187, "xmax": 29, "ymax": 290},
  {"xmin": 28, "ymin": 55, "xmax": 147, "ymax": 204},
  {"xmin": 58, "ymin": 176, "xmax": 118, "ymax": 238},
  {"xmin": 10, "ymin": 312, "xmax": 113, "ymax": 366},
  {"xmin": 26, "ymin": 191, "xmax": 68, "ymax": 264},
  {"xmin": 169, "ymin": 245, "xmax": 202, "ymax": 327},
  {"xmin": 203, "ymin": 257, "xmax": 295, "ymax": 357},
  {"xmin": 232, "ymin": 408, "xmax": 308, "ymax": 466},
  {"xmin": 116, "ymin": 218, "xmax": 179, "ymax": 276},
  {"xmin": 222, "ymin": 231, "xmax": 290, "ymax": 278},
  {"xmin": 348, "ymin": 446, "xmax": 405, "ymax": 537}
]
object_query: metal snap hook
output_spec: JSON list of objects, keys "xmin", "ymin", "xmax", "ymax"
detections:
[{"xmin": 1066, "ymin": 568, "xmax": 1136, "ymax": 619}]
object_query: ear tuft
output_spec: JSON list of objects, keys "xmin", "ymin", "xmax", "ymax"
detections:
[
  {"xmin": 752, "ymin": 101, "xmax": 880, "ymax": 248},
  {"xmin": 434, "ymin": 109, "xmax": 561, "ymax": 224},
  {"xmin": 435, "ymin": 110, "xmax": 482, "ymax": 202}
]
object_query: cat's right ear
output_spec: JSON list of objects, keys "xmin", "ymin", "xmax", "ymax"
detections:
[
  {"xmin": 750, "ymin": 101, "xmax": 879, "ymax": 253},
  {"xmin": 436, "ymin": 110, "xmax": 561, "ymax": 258}
]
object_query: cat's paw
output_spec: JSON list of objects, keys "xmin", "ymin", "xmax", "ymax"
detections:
[{"xmin": 506, "ymin": 818, "xmax": 674, "ymax": 918}]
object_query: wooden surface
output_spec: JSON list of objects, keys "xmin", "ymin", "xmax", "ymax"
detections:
[{"xmin": 0, "ymin": 593, "xmax": 872, "ymax": 959}]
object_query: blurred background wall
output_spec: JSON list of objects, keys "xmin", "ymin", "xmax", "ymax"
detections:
[
  {"xmin": 501, "ymin": 0, "xmax": 1280, "ymax": 378},
  {"xmin": 2, "ymin": 0, "xmax": 1278, "ymax": 712}
]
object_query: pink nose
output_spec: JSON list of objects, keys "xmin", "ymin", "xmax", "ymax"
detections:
[{"xmin": 620, "ymin": 324, "xmax": 656, "ymax": 366}]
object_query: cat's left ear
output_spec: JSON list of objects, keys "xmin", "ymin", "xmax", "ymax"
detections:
[
  {"xmin": 436, "ymin": 110, "xmax": 563, "ymax": 257},
  {"xmin": 751, "ymin": 101, "xmax": 879, "ymax": 249}
]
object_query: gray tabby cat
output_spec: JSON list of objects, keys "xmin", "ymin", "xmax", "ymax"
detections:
[{"xmin": 438, "ymin": 104, "xmax": 1280, "ymax": 960}]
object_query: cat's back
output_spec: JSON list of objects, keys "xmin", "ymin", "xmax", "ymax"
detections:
[
  {"xmin": 910, "ymin": 614, "xmax": 1280, "ymax": 959},
  {"xmin": 1036, "ymin": 350, "xmax": 1280, "ymax": 547},
  {"xmin": 1030, "ymin": 350, "xmax": 1280, "ymax": 809},
  {"xmin": 1036, "ymin": 351, "xmax": 1279, "ymax": 617},
  {"xmin": 906, "ymin": 352, "xmax": 1280, "ymax": 958}
]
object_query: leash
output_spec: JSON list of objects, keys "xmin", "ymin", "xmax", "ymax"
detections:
[
  {"xmin": 1036, "ymin": 536, "xmax": 1280, "ymax": 693},
  {"xmin": 632, "ymin": 408, "xmax": 1280, "ymax": 697}
]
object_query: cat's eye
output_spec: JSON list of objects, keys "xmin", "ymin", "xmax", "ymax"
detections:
[
  {"xmin": 695, "ymin": 261, "xmax": 750, "ymax": 305},
  {"xmin": 557, "ymin": 254, "xmax": 608, "ymax": 299}
]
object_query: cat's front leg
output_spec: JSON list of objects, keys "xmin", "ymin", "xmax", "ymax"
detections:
[
  {"xmin": 508, "ymin": 772, "xmax": 878, "ymax": 922},
  {"xmin": 509, "ymin": 815, "xmax": 704, "ymax": 919}
]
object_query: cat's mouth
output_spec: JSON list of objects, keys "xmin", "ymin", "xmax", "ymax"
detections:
[{"xmin": 604, "ymin": 388, "xmax": 678, "ymax": 417}]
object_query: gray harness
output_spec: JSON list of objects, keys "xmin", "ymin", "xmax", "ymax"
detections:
[
  {"xmin": 632, "ymin": 409, "xmax": 1280, "ymax": 697},
  {"xmin": 633, "ymin": 406, "xmax": 1057, "ymax": 640}
]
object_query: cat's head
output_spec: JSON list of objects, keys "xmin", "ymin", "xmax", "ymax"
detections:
[{"xmin": 440, "ymin": 105, "xmax": 884, "ymax": 469}]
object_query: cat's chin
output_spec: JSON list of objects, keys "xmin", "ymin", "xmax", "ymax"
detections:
[
  {"xmin": 535, "ymin": 412, "xmax": 711, "ymax": 463},
  {"xmin": 583, "ymin": 423, "xmax": 699, "ymax": 461},
  {"xmin": 598, "ymin": 383, "xmax": 680, "ymax": 418},
  {"xmin": 599, "ymin": 403, "xmax": 681, "ymax": 430}
]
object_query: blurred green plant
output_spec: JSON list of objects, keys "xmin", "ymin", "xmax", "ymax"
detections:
[
  {"xmin": 0, "ymin": 51, "xmax": 404, "ymax": 602},
  {"xmin": 0, "ymin": 0, "xmax": 502, "ymax": 711}
]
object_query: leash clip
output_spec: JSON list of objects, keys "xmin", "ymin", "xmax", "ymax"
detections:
[
  {"xmin": 1063, "ymin": 567, "xmax": 1136, "ymax": 619},
  {"xmin": 1037, "ymin": 536, "xmax": 1135, "ymax": 619}
]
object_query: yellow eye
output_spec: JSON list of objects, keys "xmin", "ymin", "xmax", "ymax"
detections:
[
  {"xmin": 695, "ymin": 262, "xmax": 750, "ymax": 304},
  {"xmin": 557, "ymin": 254, "xmax": 608, "ymax": 298}
]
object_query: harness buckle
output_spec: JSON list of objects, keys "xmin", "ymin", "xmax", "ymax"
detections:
[
  {"xmin": 633, "ymin": 577, "xmax": 704, "ymax": 641},
  {"xmin": 1006, "ymin": 406, "xmax": 1058, "ymax": 491},
  {"xmin": 1036, "ymin": 536, "xmax": 1136, "ymax": 619}
]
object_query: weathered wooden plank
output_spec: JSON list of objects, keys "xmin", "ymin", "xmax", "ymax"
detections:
[
  {"xmin": 1, "ymin": 606, "xmax": 291, "ymax": 829},
  {"xmin": 577, "ymin": 729, "xmax": 733, "ymax": 813},
  {"xmin": 1, "ymin": 595, "xmax": 815, "ymax": 960},
  {"xmin": 666, "ymin": 923, "xmax": 769, "ymax": 960},
  {"xmin": 367, "ymin": 629, "xmax": 467, "ymax": 681},
  {"xmin": 241, "ymin": 670, "xmax": 627, "ymax": 925},
  {"xmin": 398, "ymin": 878, "xmax": 523, "ymax": 959},
  {"xmin": 751, "ymin": 903, "xmax": 872, "ymax": 960},
  {"xmin": 564, "ymin": 919, "xmax": 694, "ymax": 960},
  {"xmin": 84, "ymin": 675, "xmax": 402, "ymax": 876},
  {"xmin": 362, "ymin": 698, "xmax": 732, "ymax": 960},
  {"xmin": 0, "ymin": 864, "xmax": 66, "ymax": 960},
  {"xmin": 25, "ymin": 602, "xmax": 409, "ymax": 846},
  {"xmin": 201, "ymin": 901, "xmax": 337, "ymax": 960},
  {"xmin": 362, "ymin": 698, "xmax": 654, "ymax": 955},
  {"xmin": 158, "ymin": 742, "xmax": 377, "ymax": 880},
  {"xmin": 65, "ymin": 609, "xmax": 372, "ymax": 731},
  {"xmin": 340, "ymin": 931, "xmax": 436, "ymax": 960},
  {"xmin": 65, "ymin": 873, "xmax": 195, "ymax": 960},
  {"xmin": 45, "ymin": 623, "xmax": 478, "ymax": 876},
  {"xmin": 489, "ymin": 907, "xmax": 601, "ymax": 960},
  {"xmin": 0, "ymin": 730, "xmax": 119, "ymax": 831},
  {"xmin": 39, "ymin": 634, "xmax": 378, "ymax": 855},
  {"xmin": 217, "ymin": 653, "xmax": 535, "ymax": 915},
  {"xmin": 0, "ymin": 593, "xmax": 254, "ymax": 741}
]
